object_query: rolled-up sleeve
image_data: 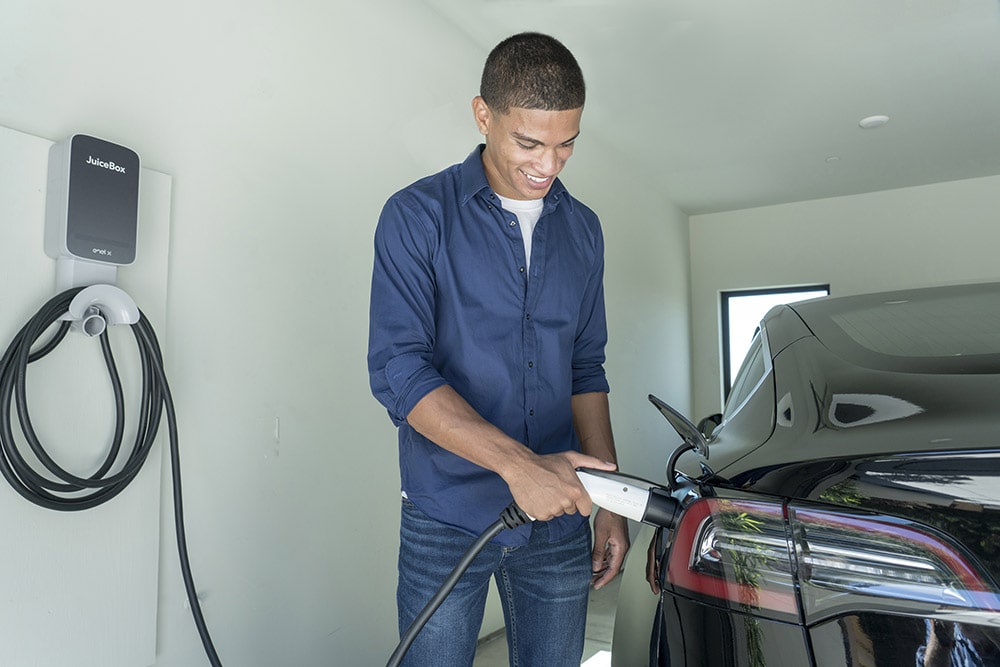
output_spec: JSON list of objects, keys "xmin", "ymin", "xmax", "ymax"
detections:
[
  {"xmin": 367, "ymin": 194, "xmax": 448, "ymax": 425},
  {"xmin": 571, "ymin": 226, "xmax": 611, "ymax": 396}
]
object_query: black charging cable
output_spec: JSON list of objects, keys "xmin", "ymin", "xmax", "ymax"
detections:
[
  {"xmin": 385, "ymin": 503, "xmax": 531, "ymax": 667},
  {"xmin": 0, "ymin": 287, "xmax": 222, "ymax": 666}
]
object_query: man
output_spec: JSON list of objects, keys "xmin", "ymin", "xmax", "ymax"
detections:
[{"xmin": 368, "ymin": 32, "xmax": 629, "ymax": 666}]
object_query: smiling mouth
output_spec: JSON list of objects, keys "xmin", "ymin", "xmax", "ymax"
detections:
[{"xmin": 522, "ymin": 170, "xmax": 551, "ymax": 184}]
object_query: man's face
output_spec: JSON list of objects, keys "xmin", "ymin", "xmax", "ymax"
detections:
[{"xmin": 472, "ymin": 97, "xmax": 582, "ymax": 201}]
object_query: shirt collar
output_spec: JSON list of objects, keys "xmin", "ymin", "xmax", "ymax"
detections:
[{"xmin": 459, "ymin": 144, "xmax": 572, "ymax": 212}]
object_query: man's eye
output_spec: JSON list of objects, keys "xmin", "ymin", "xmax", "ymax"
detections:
[{"xmin": 517, "ymin": 143, "xmax": 536, "ymax": 150}]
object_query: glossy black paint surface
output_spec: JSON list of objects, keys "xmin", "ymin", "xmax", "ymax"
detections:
[
  {"xmin": 654, "ymin": 594, "xmax": 812, "ymax": 666},
  {"xmin": 620, "ymin": 282, "xmax": 1000, "ymax": 666},
  {"xmin": 810, "ymin": 612, "xmax": 1000, "ymax": 666}
]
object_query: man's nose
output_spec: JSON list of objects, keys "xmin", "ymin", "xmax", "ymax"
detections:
[{"xmin": 535, "ymin": 148, "xmax": 563, "ymax": 175}]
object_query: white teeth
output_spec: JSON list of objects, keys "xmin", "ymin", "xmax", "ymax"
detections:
[{"xmin": 524, "ymin": 172, "xmax": 547, "ymax": 183}]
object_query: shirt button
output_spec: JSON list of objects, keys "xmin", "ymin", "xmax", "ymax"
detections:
[
  {"xmin": 529, "ymin": 409, "xmax": 535, "ymax": 416},
  {"xmin": 509, "ymin": 220, "xmax": 517, "ymax": 227},
  {"xmin": 519, "ymin": 266, "xmax": 525, "ymax": 273},
  {"xmin": 525, "ymin": 313, "xmax": 531, "ymax": 320},
  {"xmin": 528, "ymin": 361, "xmax": 534, "ymax": 368}
]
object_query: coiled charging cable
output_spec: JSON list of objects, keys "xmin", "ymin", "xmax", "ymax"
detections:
[
  {"xmin": 0, "ymin": 287, "xmax": 221, "ymax": 666},
  {"xmin": 385, "ymin": 503, "xmax": 531, "ymax": 667}
]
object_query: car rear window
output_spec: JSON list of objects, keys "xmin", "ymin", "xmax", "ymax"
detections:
[{"xmin": 794, "ymin": 282, "xmax": 1000, "ymax": 374}]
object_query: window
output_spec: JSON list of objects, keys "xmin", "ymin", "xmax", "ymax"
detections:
[
  {"xmin": 721, "ymin": 285, "xmax": 829, "ymax": 400},
  {"xmin": 724, "ymin": 332, "xmax": 766, "ymax": 419}
]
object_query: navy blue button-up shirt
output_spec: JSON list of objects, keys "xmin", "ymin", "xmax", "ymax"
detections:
[{"xmin": 368, "ymin": 146, "xmax": 610, "ymax": 546}]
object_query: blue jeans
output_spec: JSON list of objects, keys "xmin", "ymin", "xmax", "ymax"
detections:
[{"xmin": 397, "ymin": 498, "xmax": 592, "ymax": 666}]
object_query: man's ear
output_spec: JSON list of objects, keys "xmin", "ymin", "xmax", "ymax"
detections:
[{"xmin": 471, "ymin": 96, "xmax": 492, "ymax": 136}]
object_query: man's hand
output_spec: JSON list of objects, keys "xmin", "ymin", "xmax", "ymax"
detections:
[
  {"xmin": 591, "ymin": 508, "xmax": 630, "ymax": 589},
  {"xmin": 502, "ymin": 449, "xmax": 616, "ymax": 521}
]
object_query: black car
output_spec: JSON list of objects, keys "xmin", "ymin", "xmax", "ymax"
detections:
[{"xmin": 613, "ymin": 281, "xmax": 1000, "ymax": 666}]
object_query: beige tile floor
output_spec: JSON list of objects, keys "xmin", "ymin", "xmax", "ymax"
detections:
[{"xmin": 473, "ymin": 575, "xmax": 620, "ymax": 667}]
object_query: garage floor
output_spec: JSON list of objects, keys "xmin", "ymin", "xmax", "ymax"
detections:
[{"xmin": 473, "ymin": 575, "xmax": 620, "ymax": 666}]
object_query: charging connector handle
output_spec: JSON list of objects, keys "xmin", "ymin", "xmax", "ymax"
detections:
[{"xmin": 576, "ymin": 467, "xmax": 680, "ymax": 528}]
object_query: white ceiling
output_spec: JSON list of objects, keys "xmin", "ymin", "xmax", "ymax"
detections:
[{"xmin": 426, "ymin": 0, "xmax": 1000, "ymax": 214}]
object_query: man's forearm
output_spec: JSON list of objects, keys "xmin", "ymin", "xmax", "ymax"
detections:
[
  {"xmin": 405, "ymin": 384, "xmax": 534, "ymax": 477},
  {"xmin": 571, "ymin": 391, "xmax": 618, "ymax": 465}
]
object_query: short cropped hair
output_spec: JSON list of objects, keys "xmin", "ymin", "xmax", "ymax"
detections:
[{"xmin": 480, "ymin": 32, "xmax": 586, "ymax": 114}]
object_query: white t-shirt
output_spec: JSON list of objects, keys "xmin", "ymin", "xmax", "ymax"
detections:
[{"xmin": 497, "ymin": 195, "xmax": 544, "ymax": 274}]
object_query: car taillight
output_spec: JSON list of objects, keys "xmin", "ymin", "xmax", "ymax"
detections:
[
  {"xmin": 667, "ymin": 498, "xmax": 799, "ymax": 621},
  {"xmin": 790, "ymin": 505, "xmax": 1000, "ymax": 622},
  {"xmin": 665, "ymin": 498, "xmax": 1000, "ymax": 623}
]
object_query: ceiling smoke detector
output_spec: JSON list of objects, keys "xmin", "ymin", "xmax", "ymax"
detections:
[{"xmin": 859, "ymin": 115, "xmax": 891, "ymax": 129}]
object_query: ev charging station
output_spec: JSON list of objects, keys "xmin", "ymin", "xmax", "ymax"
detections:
[{"xmin": 0, "ymin": 125, "xmax": 179, "ymax": 667}]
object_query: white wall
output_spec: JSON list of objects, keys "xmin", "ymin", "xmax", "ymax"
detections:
[
  {"xmin": 0, "ymin": 1, "xmax": 692, "ymax": 664},
  {"xmin": 576, "ymin": 137, "xmax": 693, "ymax": 480},
  {"xmin": 689, "ymin": 174, "xmax": 1000, "ymax": 419}
]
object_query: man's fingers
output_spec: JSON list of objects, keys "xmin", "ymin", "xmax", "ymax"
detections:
[{"xmin": 646, "ymin": 533, "xmax": 661, "ymax": 595}]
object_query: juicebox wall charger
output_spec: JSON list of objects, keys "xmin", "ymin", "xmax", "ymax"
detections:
[{"xmin": 44, "ymin": 134, "xmax": 140, "ymax": 288}]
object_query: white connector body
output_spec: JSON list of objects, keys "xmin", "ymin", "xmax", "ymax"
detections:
[
  {"xmin": 576, "ymin": 468, "xmax": 681, "ymax": 528},
  {"xmin": 577, "ymin": 468, "xmax": 656, "ymax": 522}
]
